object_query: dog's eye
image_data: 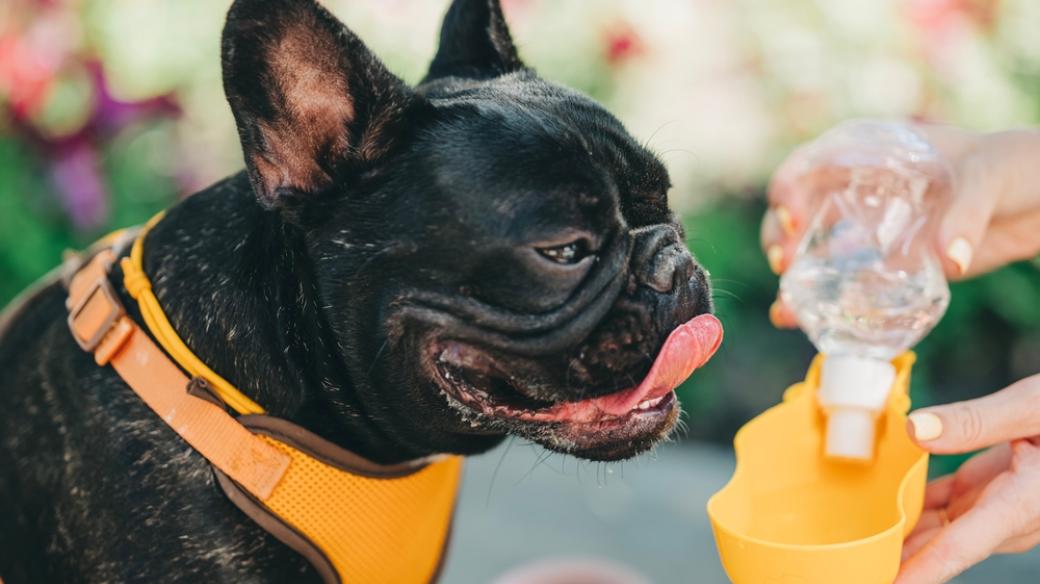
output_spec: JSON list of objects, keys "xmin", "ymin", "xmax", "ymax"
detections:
[{"xmin": 537, "ymin": 241, "xmax": 591, "ymax": 265}]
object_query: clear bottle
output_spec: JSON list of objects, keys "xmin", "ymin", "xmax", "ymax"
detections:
[{"xmin": 779, "ymin": 120, "xmax": 953, "ymax": 461}]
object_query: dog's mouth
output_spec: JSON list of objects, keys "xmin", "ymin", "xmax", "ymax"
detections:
[{"xmin": 428, "ymin": 313, "xmax": 723, "ymax": 459}]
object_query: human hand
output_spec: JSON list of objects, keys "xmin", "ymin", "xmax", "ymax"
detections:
[
  {"xmin": 763, "ymin": 124, "xmax": 1040, "ymax": 328},
  {"xmin": 894, "ymin": 374, "xmax": 1040, "ymax": 583}
]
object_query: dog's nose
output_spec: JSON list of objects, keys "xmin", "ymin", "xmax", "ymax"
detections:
[{"xmin": 632, "ymin": 226, "xmax": 696, "ymax": 294}]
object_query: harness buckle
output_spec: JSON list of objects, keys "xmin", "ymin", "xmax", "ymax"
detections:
[{"xmin": 67, "ymin": 275, "xmax": 132, "ymax": 365}]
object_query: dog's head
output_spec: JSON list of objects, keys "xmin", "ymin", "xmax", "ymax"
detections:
[{"xmin": 221, "ymin": 0, "xmax": 721, "ymax": 461}]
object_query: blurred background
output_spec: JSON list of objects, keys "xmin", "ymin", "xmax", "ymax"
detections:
[{"xmin": 1, "ymin": 0, "xmax": 1038, "ymax": 581}]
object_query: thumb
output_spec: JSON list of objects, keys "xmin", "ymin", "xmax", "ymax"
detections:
[{"xmin": 908, "ymin": 375, "xmax": 1040, "ymax": 454}]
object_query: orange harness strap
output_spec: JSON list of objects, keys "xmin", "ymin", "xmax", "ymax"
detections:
[
  {"xmin": 64, "ymin": 239, "xmax": 461, "ymax": 584},
  {"xmin": 66, "ymin": 249, "xmax": 291, "ymax": 499}
]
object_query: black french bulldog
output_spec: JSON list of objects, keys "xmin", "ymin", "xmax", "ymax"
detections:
[{"xmin": 0, "ymin": 0, "xmax": 719, "ymax": 581}]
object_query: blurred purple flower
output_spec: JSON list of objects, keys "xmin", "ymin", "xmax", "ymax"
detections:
[
  {"xmin": 85, "ymin": 60, "xmax": 180, "ymax": 136},
  {"xmin": 49, "ymin": 142, "xmax": 107, "ymax": 227},
  {"xmin": 6, "ymin": 59, "xmax": 180, "ymax": 230}
]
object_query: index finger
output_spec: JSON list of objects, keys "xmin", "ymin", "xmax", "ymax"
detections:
[
  {"xmin": 909, "ymin": 375, "xmax": 1040, "ymax": 454},
  {"xmin": 765, "ymin": 157, "xmax": 851, "ymax": 249},
  {"xmin": 762, "ymin": 148, "xmax": 816, "ymax": 268}
]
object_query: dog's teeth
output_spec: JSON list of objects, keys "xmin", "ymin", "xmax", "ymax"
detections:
[{"xmin": 636, "ymin": 395, "xmax": 665, "ymax": 411}]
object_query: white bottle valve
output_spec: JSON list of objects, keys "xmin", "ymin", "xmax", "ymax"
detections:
[{"xmin": 817, "ymin": 355, "xmax": 897, "ymax": 461}]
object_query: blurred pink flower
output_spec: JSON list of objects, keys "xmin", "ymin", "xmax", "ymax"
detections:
[
  {"xmin": 602, "ymin": 22, "xmax": 646, "ymax": 67},
  {"xmin": 906, "ymin": 0, "xmax": 1000, "ymax": 46},
  {"xmin": 0, "ymin": 33, "xmax": 59, "ymax": 118}
]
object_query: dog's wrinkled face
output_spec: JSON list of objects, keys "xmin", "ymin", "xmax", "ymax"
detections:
[{"xmin": 222, "ymin": 0, "xmax": 721, "ymax": 461}]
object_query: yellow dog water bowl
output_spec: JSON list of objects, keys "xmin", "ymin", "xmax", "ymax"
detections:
[{"xmin": 707, "ymin": 353, "xmax": 928, "ymax": 584}]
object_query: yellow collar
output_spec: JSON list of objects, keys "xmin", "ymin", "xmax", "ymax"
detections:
[{"xmin": 121, "ymin": 212, "xmax": 265, "ymax": 414}]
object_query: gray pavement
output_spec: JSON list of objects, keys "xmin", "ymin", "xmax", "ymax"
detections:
[{"xmin": 442, "ymin": 441, "xmax": 1040, "ymax": 583}]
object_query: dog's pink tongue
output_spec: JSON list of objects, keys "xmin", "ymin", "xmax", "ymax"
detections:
[{"xmin": 590, "ymin": 314, "xmax": 723, "ymax": 416}]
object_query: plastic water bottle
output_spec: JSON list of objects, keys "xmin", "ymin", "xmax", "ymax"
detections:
[{"xmin": 779, "ymin": 120, "xmax": 953, "ymax": 461}]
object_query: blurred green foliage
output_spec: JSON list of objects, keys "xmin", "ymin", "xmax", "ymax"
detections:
[{"xmin": 0, "ymin": 124, "xmax": 176, "ymax": 302}]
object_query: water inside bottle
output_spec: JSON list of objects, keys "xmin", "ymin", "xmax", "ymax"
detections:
[
  {"xmin": 779, "ymin": 121, "xmax": 952, "ymax": 361},
  {"xmin": 782, "ymin": 254, "xmax": 949, "ymax": 360}
]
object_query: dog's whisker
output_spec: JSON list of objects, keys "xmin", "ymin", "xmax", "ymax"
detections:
[
  {"xmin": 516, "ymin": 447, "xmax": 555, "ymax": 486},
  {"xmin": 656, "ymin": 148, "xmax": 699, "ymax": 163},
  {"xmin": 709, "ymin": 277, "xmax": 751, "ymax": 288},
  {"xmin": 642, "ymin": 120, "xmax": 679, "ymax": 152},
  {"xmin": 485, "ymin": 436, "xmax": 516, "ymax": 508},
  {"xmin": 712, "ymin": 288, "xmax": 743, "ymax": 302},
  {"xmin": 574, "ymin": 458, "xmax": 584, "ymax": 486},
  {"xmin": 366, "ymin": 339, "xmax": 391, "ymax": 376}
]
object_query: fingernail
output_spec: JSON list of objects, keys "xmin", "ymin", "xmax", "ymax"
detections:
[
  {"xmin": 767, "ymin": 244, "xmax": 784, "ymax": 274},
  {"xmin": 768, "ymin": 300, "xmax": 784, "ymax": 328},
  {"xmin": 775, "ymin": 206, "xmax": 796, "ymax": 236},
  {"xmin": 908, "ymin": 412, "xmax": 943, "ymax": 442},
  {"xmin": 946, "ymin": 237, "xmax": 973, "ymax": 276}
]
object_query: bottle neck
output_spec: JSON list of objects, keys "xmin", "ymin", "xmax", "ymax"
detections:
[
  {"xmin": 817, "ymin": 355, "xmax": 897, "ymax": 410},
  {"xmin": 816, "ymin": 354, "xmax": 898, "ymax": 461}
]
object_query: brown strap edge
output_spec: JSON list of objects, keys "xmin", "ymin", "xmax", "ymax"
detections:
[
  {"xmin": 239, "ymin": 414, "xmax": 447, "ymax": 479},
  {"xmin": 214, "ymin": 469, "xmax": 341, "ymax": 584},
  {"xmin": 59, "ymin": 227, "xmax": 139, "ymax": 290}
]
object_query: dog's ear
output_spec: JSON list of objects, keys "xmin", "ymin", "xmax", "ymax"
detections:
[
  {"xmin": 222, "ymin": 0, "xmax": 418, "ymax": 212},
  {"xmin": 424, "ymin": 0, "xmax": 524, "ymax": 81}
]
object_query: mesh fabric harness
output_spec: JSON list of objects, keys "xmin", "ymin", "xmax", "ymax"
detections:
[{"xmin": 64, "ymin": 218, "xmax": 462, "ymax": 584}]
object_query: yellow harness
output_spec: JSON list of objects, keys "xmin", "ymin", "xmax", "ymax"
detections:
[{"xmin": 64, "ymin": 217, "xmax": 461, "ymax": 584}]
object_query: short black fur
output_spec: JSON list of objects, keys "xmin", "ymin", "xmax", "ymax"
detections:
[{"xmin": 0, "ymin": 0, "xmax": 713, "ymax": 581}]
